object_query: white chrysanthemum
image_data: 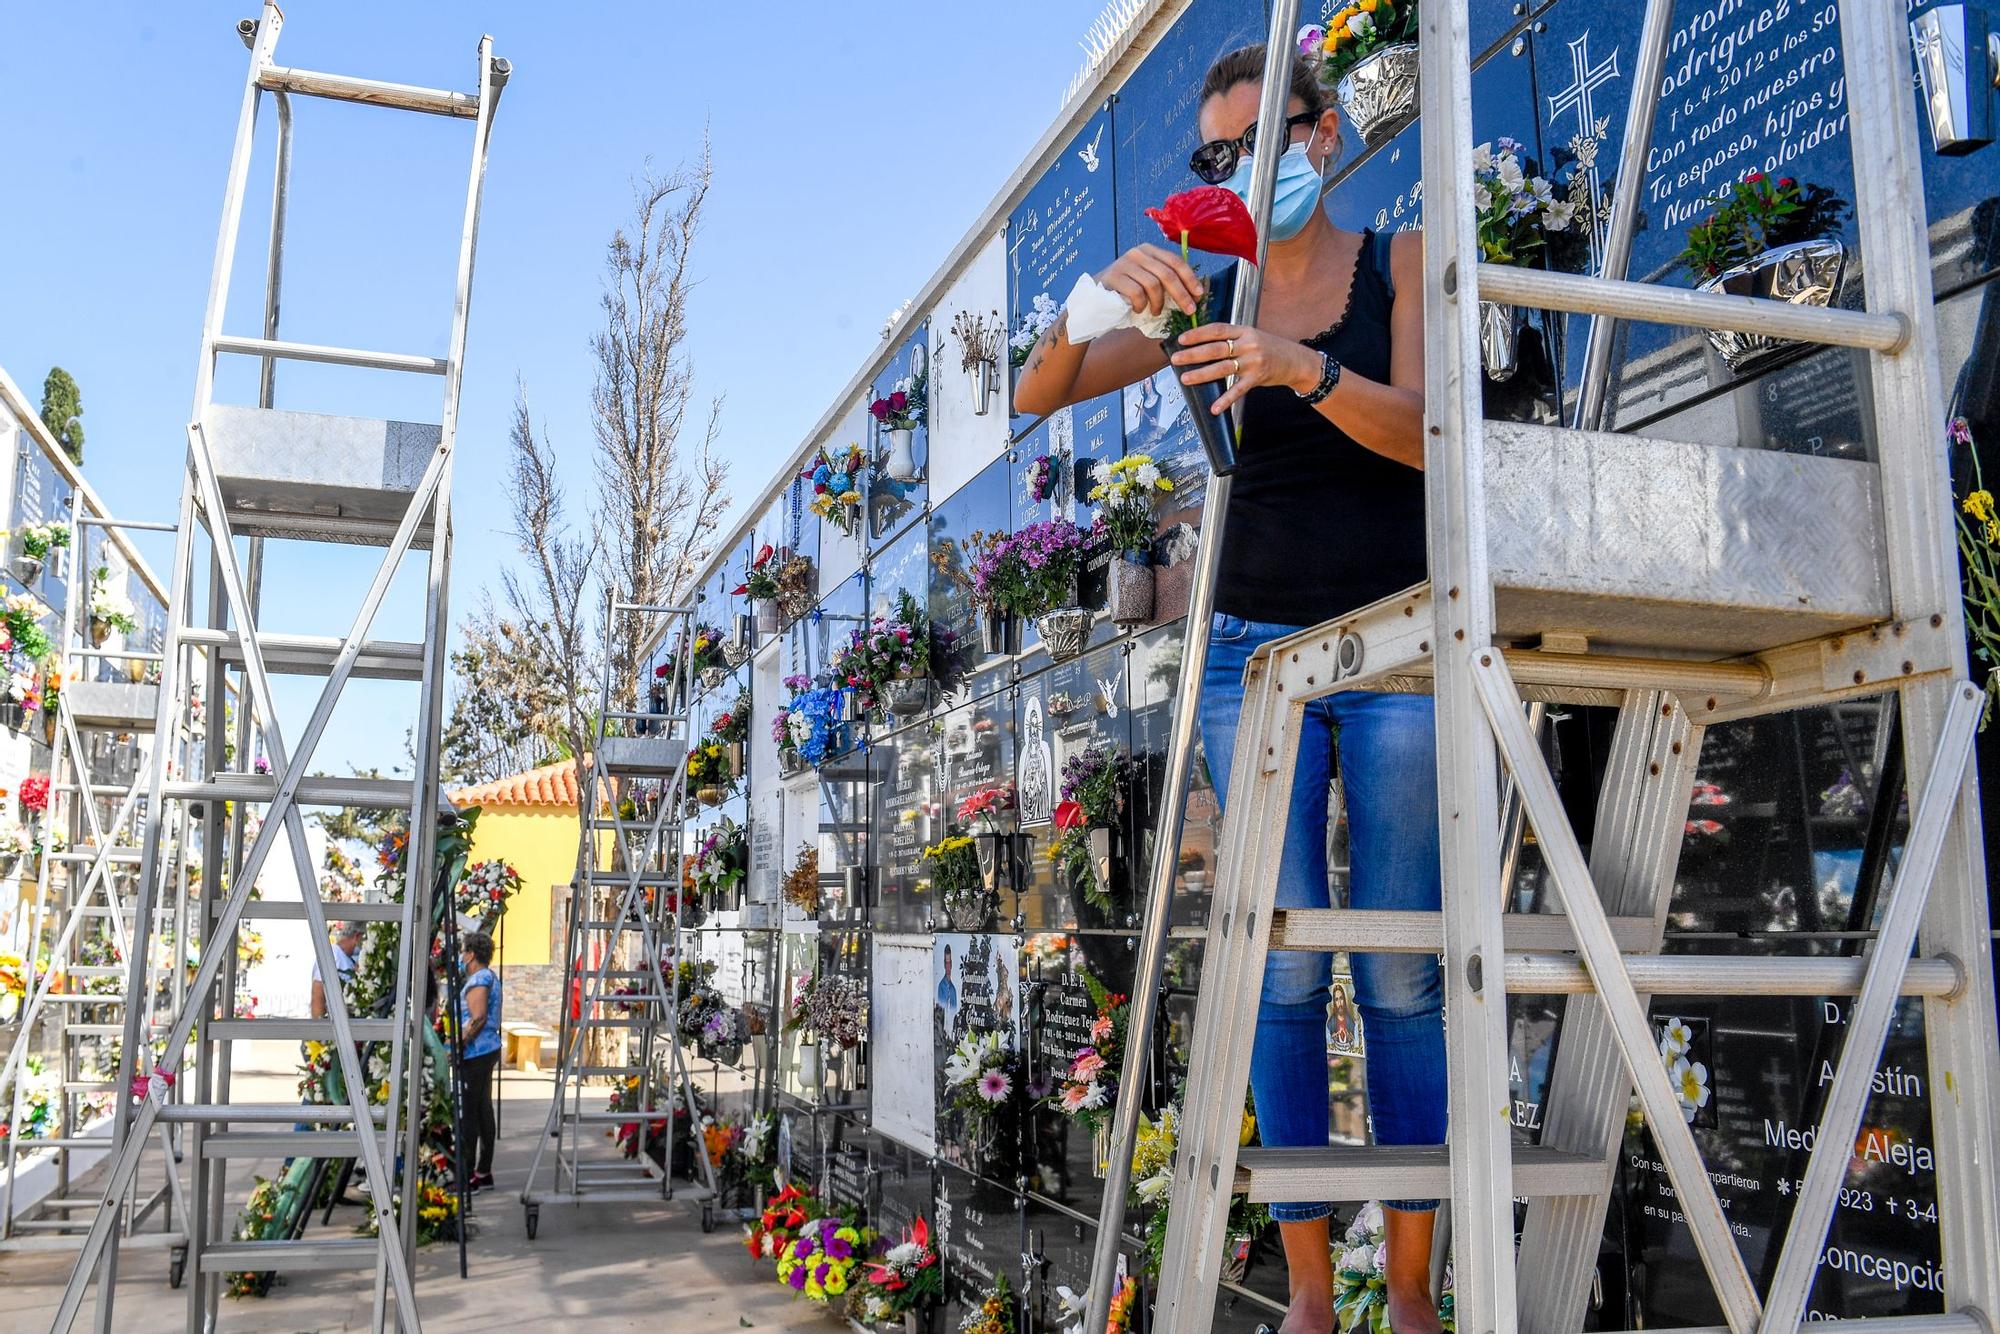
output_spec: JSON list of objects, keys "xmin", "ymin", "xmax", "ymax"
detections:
[{"xmin": 1133, "ymin": 462, "xmax": 1162, "ymax": 489}]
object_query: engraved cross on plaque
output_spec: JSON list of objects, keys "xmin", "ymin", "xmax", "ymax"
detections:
[{"xmin": 1545, "ymin": 29, "xmax": 1622, "ymax": 259}]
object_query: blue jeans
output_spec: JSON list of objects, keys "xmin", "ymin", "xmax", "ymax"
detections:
[{"xmin": 1199, "ymin": 614, "xmax": 1446, "ymax": 1219}]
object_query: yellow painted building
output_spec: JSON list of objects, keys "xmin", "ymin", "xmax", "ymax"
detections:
[{"xmin": 449, "ymin": 758, "xmax": 596, "ymax": 1027}]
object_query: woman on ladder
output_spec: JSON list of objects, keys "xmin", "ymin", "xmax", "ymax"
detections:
[{"xmin": 1014, "ymin": 43, "xmax": 1443, "ymax": 1334}]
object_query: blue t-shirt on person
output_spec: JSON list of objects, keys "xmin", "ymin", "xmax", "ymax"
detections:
[{"xmin": 457, "ymin": 966, "xmax": 502, "ymax": 1060}]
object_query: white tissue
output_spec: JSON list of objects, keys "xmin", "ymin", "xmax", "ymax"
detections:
[{"xmin": 1062, "ymin": 272, "xmax": 1176, "ymax": 343}]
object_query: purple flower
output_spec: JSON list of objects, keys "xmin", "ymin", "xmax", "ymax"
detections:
[
  {"xmin": 788, "ymin": 1266, "xmax": 808, "ymax": 1290},
  {"xmin": 824, "ymin": 1236, "xmax": 853, "ymax": 1260}
]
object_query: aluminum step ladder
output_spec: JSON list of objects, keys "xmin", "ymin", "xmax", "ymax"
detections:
[
  {"xmin": 0, "ymin": 499, "xmax": 190, "ymax": 1279},
  {"xmin": 50, "ymin": 7, "xmax": 507, "ymax": 1331},
  {"xmin": 1092, "ymin": 2, "xmax": 2000, "ymax": 1331},
  {"xmin": 520, "ymin": 598, "xmax": 720, "ymax": 1238}
]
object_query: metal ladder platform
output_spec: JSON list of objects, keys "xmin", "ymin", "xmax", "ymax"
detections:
[
  {"xmin": 1090, "ymin": 3, "xmax": 2000, "ymax": 1332},
  {"xmin": 520, "ymin": 599, "xmax": 721, "ymax": 1238},
  {"xmin": 48, "ymin": 6, "xmax": 508, "ymax": 1331}
]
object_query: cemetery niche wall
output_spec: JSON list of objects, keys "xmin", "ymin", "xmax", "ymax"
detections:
[{"xmin": 654, "ymin": 0, "xmax": 2000, "ymax": 1328}]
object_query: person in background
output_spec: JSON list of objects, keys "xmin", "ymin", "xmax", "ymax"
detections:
[
  {"xmin": 454, "ymin": 930, "xmax": 503, "ymax": 1191},
  {"xmin": 1014, "ymin": 43, "xmax": 1442, "ymax": 1334},
  {"xmin": 309, "ymin": 921, "xmax": 363, "ymax": 1019}
]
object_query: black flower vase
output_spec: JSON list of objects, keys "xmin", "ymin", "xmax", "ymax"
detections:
[{"xmin": 1162, "ymin": 331, "xmax": 1237, "ymax": 475}]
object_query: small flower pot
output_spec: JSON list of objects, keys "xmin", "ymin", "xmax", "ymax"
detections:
[
  {"xmin": 89, "ymin": 618, "xmax": 112, "ymax": 648},
  {"xmin": 1336, "ymin": 41, "xmax": 1421, "ymax": 147},
  {"xmin": 1161, "ymin": 332, "xmax": 1237, "ymax": 475},
  {"xmin": 778, "ymin": 749, "xmax": 808, "ymax": 778},
  {"xmin": 1697, "ymin": 237, "xmax": 1845, "ymax": 373},
  {"xmin": 696, "ymin": 785, "xmax": 727, "ymax": 808},
  {"xmin": 754, "ymin": 601, "xmax": 780, "ymax": 635},
  {"xmin": 1088, "ymin": 826, "xmax": 1116, "ymax": 896},
  {"xmin": 796, "ymin": 1040, "xmax": 821, "ymax": 1089},
  {"xmin": 839, "ymin": 690, "xmax": 864, "ymax": 724},
  {"xmin": 726, "ymin": 741, "xmax": 746, "ymax": 775},
  {"xmin": 882, "ymin": 428, "xmax": 919, "ymax": 482},
  {"xmin": 883, "ymin": 674, "xmax": 930, "ymax": 721},
  {"xmin": 699, "ymin": 665, "xmax": 729, "ymax": 692},
  {"xmin": 1034, "ymin": 607, "xmax": 1091, "ymax": 664},
  {"xmin": 1479, "ymin": 301, "xmax": 1522, "ymax": 382},
  {"xmin": 777, "ymin": 588, "xmax": 815, "ymax": 623},
  {"xmin": 972, "ymin": 358, "xmax": 1000, "ymax": 417},
  {"xmin": 1108, "ymin": 552, "xmax": 1156, "ymax": 627},
  {"xmin": 12, "ymin": 555, "xmax": 42, "ymax": 586},
  {"xmin": 979, "ymin": 608, "xmax": 1021, "ymax": 657}
]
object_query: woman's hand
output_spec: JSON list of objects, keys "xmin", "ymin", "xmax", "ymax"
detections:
[
  {"xmin": 1170, "ymin": 323, "xmax": 1321, "ymax": 416},
  {"xmin": 1094, "ymin": 244, "xmax": 1206, "ymax": 321}
]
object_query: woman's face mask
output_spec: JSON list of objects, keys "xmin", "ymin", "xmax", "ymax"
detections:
[{"xmin": 1223, "ymin": 127, "xmax": 1327, "ymax": 242}]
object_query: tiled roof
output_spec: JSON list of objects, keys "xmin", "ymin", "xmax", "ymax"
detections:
[{"xmin": 449, "ymin": 757, "xmax": 581, "ymax": 810}]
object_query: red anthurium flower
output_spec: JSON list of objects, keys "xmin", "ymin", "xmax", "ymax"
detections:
[
  {"xmin": 1054, "ymin": 800, "xmax": 1085, "ymax": 831},
  {"xmin": 1146, "ymin": 186, "xmax": 1259, "ymax": 265},
  {"xmin": 911, "ymin": 1217, "xmax": 930, "ymax": 1249}
]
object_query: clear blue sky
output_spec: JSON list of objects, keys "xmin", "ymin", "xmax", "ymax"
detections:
[{"xmin": 0, "ymin": 1, "xmax": 1095, "ymax": 775}]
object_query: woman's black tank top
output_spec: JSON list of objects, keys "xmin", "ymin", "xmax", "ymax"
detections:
[{"xmin": 1209, "ymin": 229, "xmax": 1426, "ymax": 627}]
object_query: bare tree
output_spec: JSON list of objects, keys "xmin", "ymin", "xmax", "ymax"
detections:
[{"xmin": 593, "ymin": 148, "xmax": 730, "ymax": 711}]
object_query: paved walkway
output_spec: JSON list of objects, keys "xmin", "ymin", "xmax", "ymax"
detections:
[{"xmin": 1, "ymin": 1046, "xmax": 826, "ymax": 1332}]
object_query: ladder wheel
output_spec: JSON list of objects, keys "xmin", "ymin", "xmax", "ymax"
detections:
[
  {"xmin": 169, "ymin": 1246, "xmax": 187, "ymax": 1289},
  {"xmin": 524, "ymin": 1204, "xmax": 539, "ymax": 1240},
  {"xmin": 701, "ymin": 1201, "xmax": 715, "ymax": 1234}
]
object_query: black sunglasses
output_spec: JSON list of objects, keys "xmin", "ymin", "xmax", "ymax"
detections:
[{"xmin": 1188, "ymin": 111, "xmax": 1318, "ymax": 184}]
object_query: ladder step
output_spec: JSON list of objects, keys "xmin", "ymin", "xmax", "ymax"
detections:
[
  {"xmin": 10, "ymin": 1218, "xmax": 94, "ymax": 1232},
  {"xmin": 51, "ymin": 849, "xmax": 145, "ymax": 866},
  {"xmin": 18, "ymin": 1137, "xmax": 114, "ymax": 1149},
  {"xmin": 585, "ymin": 873, "xmax": 681, "ymax": 886},
  {"xmin": 178, "ymin": 627, "xmax": 427, "ymax": 682},
  {"xmin": 238, "ymin": 899, "xmax": 404, "ymax": 923},
  {"xmin": 573, "ymin": 1066, "xmax": 642, "ymax": 1078},
  {"xmin": 576, "ymin": 1016, "xmax": 648, "ymax": 1028},
  {"xmin": 205, "ymin": 1018, "xmax": 396, "ymax": 1041},
  {"xmin": 568, "ymin": 1109, "xmax": 674, "ymax": 1124},
  {"xmin": 200, "ymin": 1130, "xmax": 360, "ymax": 1158},
  {"xmin": 211, "ymin": 334, "xmax": 447, "ymax": 376},
  {"xmin": 1234, "ymin": 1145, "xmax": 1606, "ymax": 1204},
  {"xmin": 203, "ymin": 404, "xmax": 441, "ymax": 550},
  {"xmin": 256, "ymin": 63, "xmax": 486, "ymax": 119},
  {"xmin": 594, "ymin": 736, "xmax": 686, "ymax": 778},
  {"xmin": 62, "ymin": 1081, "xmax": 118, "ymax": 1094},
  {"xmin": 162, "ymin": 1103, "xmax": 385, "ymax": 1125},
  {"xmin": 1506, "ymin": 953, "xmax": 1962, "ymax": 998},
  {"xmin": 165, "ymin": 773, "xmax": 414, "ymax": 809},
  {"xmin": 1268, "ymin": 909, "xmax": 1656, "ymax": 954},
  {"xmin": 196, "ymin": 1237, "xmax": 382, "ymax": 1273}
]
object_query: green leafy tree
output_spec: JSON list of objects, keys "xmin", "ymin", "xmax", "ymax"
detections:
[{"xmin": 38, "ymin": 367, "xmax": 83, "ymax": 465}]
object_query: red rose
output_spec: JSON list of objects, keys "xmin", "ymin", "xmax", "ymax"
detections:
[
  {"xmin": 1146, "ymin": 186, "xmax": 1259, "ymax": 265},
  {"xmin": 870, "ymin": 398, "xmax": 890, "ymax": 422},
  {"xmin": 1744, "ymin": 171, "xmax": 1765, "ymax": 184},
  {"xmin": 655, "ymin": 664, "xmax": 670, "ymax": 678},
  {"xmin": 1054, "ymin": 800, "xmax": 1085, "ymax": 831},
  {"xmin": 889, "ymin": 391, "xmax": 907, "ymax": 412}
]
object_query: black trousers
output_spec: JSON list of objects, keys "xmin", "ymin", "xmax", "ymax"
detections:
[{"xmin": 461, "ymin": 1049, "xmax": 500, "ymax": 1177}]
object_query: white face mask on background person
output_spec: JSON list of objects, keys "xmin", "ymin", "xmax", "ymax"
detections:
[{"xmin": 1222, "ymin": 127, "xmax": 1328, "ymax": 242}]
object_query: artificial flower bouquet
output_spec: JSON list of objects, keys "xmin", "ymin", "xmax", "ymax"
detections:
[
  {"xmin": 452, "ymin": 858, "xmax": 522, "ymax": 925},
  {"xmin": 923, "ymin": 831, "xmax": 987, "ymax": 929},
  {"xmin": 777, "ymin": 1214, "xmax": 875, "ymax": 1304},
  {"xmin": 1090, "ymin": 455, "xmax": 1175, "ymax": 558},
  {"xmin": 871, "ymin": 372, "xmax": 926, "ymax": 433},
  {"xmin": 830, "ymin": 590, "xmax": 931, "ymax": 714},
  {"xmin": 1049, "ymin": 970, "xmax": 1127, "ymax": 1137},
  {"xmin": 15, "ymin": 522, "xmax": 70, "ymax": 562},
  {"xmin": 957, "ymin": 1273, "xmax": 1018, "ymax": 1334},
  {"xmin": 690, "ymin": 819, "xmax": 747, "ymax": 907},
  {"xmin": 955, "ymin": 783, "xmax": 1017, "ymax": 835},
  {"xmin": 1334, "ymin": 1200, "xmax": 1456, "ymax": 1333},
  {"xmin": 847, "ymin": 1216, "xmax": 944, "ymax": 1326},
  {"xmin": 803, "ymin": 444, "xmax": 869, "ymax": 537},
  {"xmin": 1313, "ymin": 0, "xmax": 1420, "ymax": 87},
  {"xmin": 1050, "ymin": 743, "xmax": 1130, "ymax": 914},
  {"xmin": 747, "ymin": 1182, "xmax": 823, "ymax": 1269},
  {"xmin": 971, "ymin": 519, "xmax": 1088, "ymax": 623},
  {"xmin": 1132, "ymin": 1101, "xmax": 1269, "ymax": 1281},
  {"xmin": 782, "ymin": 843, "xmax": 820, "ymax": 914},
  {"xmin": 788, "ymin": 970, "xmax": 867, "ymax": 1050},
  {"xmin": 736, "ymin": 543, "xmax": 782, "ymax": 601},
  {"xmin": 942, "ymin": 1030, "xmax": 1019, "ymax": 1137},
  {"xmin": 1679, "ymin": 171, "xmax": 1847, "ymax": 281}
]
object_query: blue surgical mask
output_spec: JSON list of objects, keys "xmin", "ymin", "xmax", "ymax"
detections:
[{"xmin": 1223, "ymin": 132, "xmax": 1326, "ymax": 242}]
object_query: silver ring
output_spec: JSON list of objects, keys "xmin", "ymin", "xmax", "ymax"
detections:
[{"xmin": 1231, "ymin": 357, "xmax": 1242, "ymax": 374}]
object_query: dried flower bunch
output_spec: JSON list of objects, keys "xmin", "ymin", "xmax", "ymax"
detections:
[{"xmin": 783, "ymin": 843, "xmax": 820, "ymax": 914}]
